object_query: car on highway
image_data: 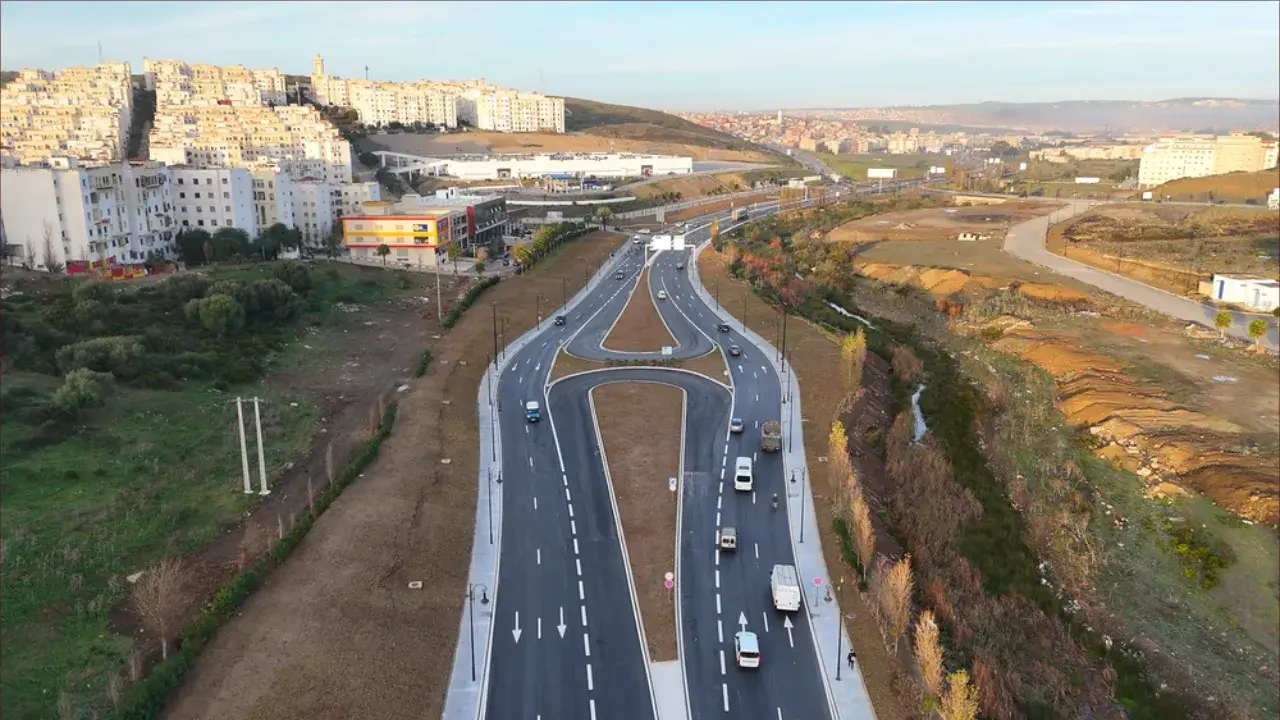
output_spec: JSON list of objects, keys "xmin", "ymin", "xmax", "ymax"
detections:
[
  {"xmin": 716, "ymin": 322, "xmax": 731, "ymax": 333},
  {"xmin": 728, "ymin": 344, "xmax": 741, "ymax": 356},
  {"xmin": 734, "ymin": 631, "xmax": 761, "ymax": 668},
  {"xmin": 716, "ymin": 526, "xmax": 738, "ymax": 550},
  {"xmin": 657, "ymin": 290, "xmax": 667, "ymax": 300},
  {"xmin": 676, "ymin": 263, "xmax": 684, "ymax": 270},
  {"xmin": 525, "ymin": 401, "xmax": 541, "ymax": 423},
  {"xmin": 554, "ymin": 315, "xmax": 566, "ymax": 326},
  {"xmin": 615, "ymin": 270, "xmax": 625, "ymax": 280},
  {"xmin": 729, "ymin": 417, "xmax": 744, "ymax": 434}
]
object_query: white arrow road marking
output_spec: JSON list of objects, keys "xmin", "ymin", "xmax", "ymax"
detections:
[
  {"xmin": 558, "ymin": 607, "xmax": 568, "ymax": 637},
  {"xmin": 513, "ymin": 612, "xmax": 522, "ymax": 643},
  {"xmin": 535, "ymin": 363, "xmax": 541, "ymax": 371},
  {"xmin": 738, "ymin": 611, "xmax": 748, "ymax": 632},
  {"xmin": 783, "ymin": 615, "xmax": 795, "ymax": 648}
]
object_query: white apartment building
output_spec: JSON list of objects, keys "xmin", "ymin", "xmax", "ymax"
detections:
[
  {"xmin": 0, "ymin": 62, "xmax": 133, "ymax": 165},
  {"xmin": 143, "ymin": 59, "xmax": 287, "ymax": 107},
  {"xmin": 338, "ymin": 181, "xmax": 381, "ymax": 219},
  {"xmin": 251, "ymin": 169, "xmax": 295, "ymax": 231},
  {"xmin": 149, "ymin": 104, "xmax": 352, "ymax": 184},
  {"xmin": 310, "ymin": 54, "xmax": 563, "ymax": 133},
  {"xmin": 1138, "ymin": 133, "xmax": 1278, "ymax": 187},
  {"xmin": 289, "ymin": 180, "xmax": 337, "ymax": 245},
  {"xmin": 169, "ymin": 167, "xmax": 256, "ymax": 234},
  {"xmin": 0, "ymin": 157, "xmax": 175, "ymax": 270}
]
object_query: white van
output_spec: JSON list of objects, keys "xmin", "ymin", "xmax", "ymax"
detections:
[
  {"xmin": 733, "ymin": 456, "xmax": 753, "ymax": 492},
  {"xmin": 771, "ymin": 564, "xmax": 802, "ymax": 612}
]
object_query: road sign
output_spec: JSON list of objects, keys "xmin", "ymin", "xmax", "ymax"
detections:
[
  {"xmin": 668, "ymin": 477, "xmax": 677, "ymax": 492},
  {"xmin": 664, "ymin": 578, "xmax": 674, "ymax": 590},
  {"xmin": 813, "ymin": 576, "xmax": 823, "ymax": 587},
  {"xmin": 665, "ymin": 571, "xmax": 674, "ymax": 581}
]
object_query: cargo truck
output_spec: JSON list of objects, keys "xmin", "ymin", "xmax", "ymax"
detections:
[
  {"xmin": 525, "ymin": 401, "xmax": 541, "ymax": 422},
  {"xmin": 731, "ymin": 207, "xmax": 748, "ymax": 222},
  {"xmin": 761, "ymin": 421, "xmax": 781, "ymax": 452},
  {"xmin": 771, "ymin": 564, "xmax": 802, "ymax": 611}
]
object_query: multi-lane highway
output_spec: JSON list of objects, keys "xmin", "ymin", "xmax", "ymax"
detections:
[{"xmin": 442, "ymin": 193, "xmax": 847, "ymax": 720}]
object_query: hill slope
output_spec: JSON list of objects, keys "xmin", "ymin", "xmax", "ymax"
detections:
[
  {"xmin": 1143, "ymin": 169, "xmax": 1280, "ymax": 203},
  {"xmin": 566, "ymin": 97, "xmax": 790, "ymax": 161}
]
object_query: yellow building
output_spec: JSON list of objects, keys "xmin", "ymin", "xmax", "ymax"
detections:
[{"xmin": 341, "ymin": 201, "xmax": 467, "ymax": 267}]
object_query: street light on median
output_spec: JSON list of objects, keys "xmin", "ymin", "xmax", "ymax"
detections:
[{"xmin": 468, "ymin": 583, "xmax": 490, "ymax": 682}]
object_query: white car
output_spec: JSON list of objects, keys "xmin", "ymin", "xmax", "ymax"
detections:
[
  {"xmin": 657, "ymin": 290, "xmax": 668, "ymax": 300},
  {"xmin": 735, "ymin": 631, "xmax": 761, "ymax": 668}
]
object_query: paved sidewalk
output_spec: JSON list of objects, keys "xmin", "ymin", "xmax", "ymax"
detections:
[
  {"xmin": 1004, "ymin": 199, "xmax": 1278, "ymax": 351},
  {"xmin": 688, "ymin": 237, "xmax": 877, "ymax": 720},
  {"xmin": 442, "ymin": 248, "xmax": 630, "ymax": 720}
]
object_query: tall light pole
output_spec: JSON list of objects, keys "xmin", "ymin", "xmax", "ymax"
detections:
[
  {"xmin": 491, "ymin": 302, "xmax": 499, "ymax": 366},
  {"xmin": 561, "ymin": 277, "xmax": 568, "ymax": 310},
  {"xmin": 467, "ymin": 583, "xmax": 489, "ymax": 681}
]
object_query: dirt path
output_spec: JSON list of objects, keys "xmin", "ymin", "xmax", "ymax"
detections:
[
  {"xmin": 603, "ymin": 268, "xmax": 676, "ymax": 352},
  {"xmin": 160, "ymin": 232, "xmax": 628, "ymax": 720},
  {"xmin": 592, "ymin": 382, "xmax": 683, "ymax": 662},
  {"xmin": 697, "ymin": 248, "xmax": 918, "ymax": 720}
]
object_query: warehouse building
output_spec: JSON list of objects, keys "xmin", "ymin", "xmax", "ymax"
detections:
[{"xmin": 378, "ymin": 151, "xmax": 693, "ymax": 181}]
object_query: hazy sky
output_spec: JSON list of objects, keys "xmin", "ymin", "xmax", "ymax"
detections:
[{"xmin": 2, "ymin": 0, "xmax": 1277, "ymax": 111}]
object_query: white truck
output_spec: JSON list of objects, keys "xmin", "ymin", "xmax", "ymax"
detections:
[
  {"xmin": 733, "ymin": 456, "xmax": 753, "ymax": 491},
  {"xmin": 770, "ymin": 564, "xmax": 802, "ymax": 611}
]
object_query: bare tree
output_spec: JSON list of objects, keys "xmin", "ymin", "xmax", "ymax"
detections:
[
  {"xmin": 828, "ymin": 421, "xmax": 851, "ymax": 511},
  {"xmin": 874, "ymin": 554, "xmax": 914, "ymax": 654},
  {"xmin": 892, "ymin": 345, "xmax": 922, "ymax": 383},
  {"xmin": 849, "ymin": 488, "xmax": 876, "ymax": 580},
  {"xmin": 41, "ymin": 221, "xmax": 64, "ymax": 274},
  {"xmin": 131, "ymin": 556, "xmax": 188, "ymax": 660},
  {"xmin": 939, "ymin": 669, "xmax": 980, "ymax": 720},
  {"xmin": 914, "ymin": 609, "xmax": 945, "ymax": 699}
]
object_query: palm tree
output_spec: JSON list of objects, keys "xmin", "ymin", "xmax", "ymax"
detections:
[
  {"xmin": 595, "ymin": 206, "xmax": 613, "ymax": 230},
  {"xmin": 376, "ymin": 243, "xmax": 391, "ymax": 265},
  {"xmin": 1214, "ymin": 311, "xmax": 1232, "ymax": 338}
]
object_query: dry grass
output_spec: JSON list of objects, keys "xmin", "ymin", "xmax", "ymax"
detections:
[
  {"xmin": 828, "ymin": 202, "xmax": 1055, "ymax": 243},
  {"xmin": 592, "ymin": 382, "xmax": 683, "ymax": 662},
  {"xmin": 160, "ymin": 231, "xmax": 628, "ymax": 720},
  {"xmin": 1140, "ymin": 169, "xmax": 1280, "ymax": 203},
  {"xmin": 602, "ymin": 268, "xmax": 676, "ymax": 352},
  {"xmin": 663, "ymin": 193, "xmax": 777, "ymax": 223},
  {"xmin": 696, "ymin": 248, "xmax": 917, "ymax": 720}
]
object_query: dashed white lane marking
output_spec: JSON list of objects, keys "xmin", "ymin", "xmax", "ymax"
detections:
[
  {"xmin": 529, "ymin": 457, "xmax": 534, "ymax": 467},
  {"xmin": 717, "ymin": 495, "xmax": 722, "ymax": 510},
  {"xmin": 718, "ymin": 619, "xmax": 724, "ymax": 643},
  {"xmin": 719, "ymin": 468, "xmax": 725, "ymax": 480},
  {"xmin": 537, "ymin": 549, "xmax": 541, "ymax": 565},
  {"xmin": 755, "ymin": 543, "xmax": 759, "ymax": 559},
  {"xmin": 716, "ymin": 593, "xmax": 721, "ymax": 614},
  {"xmin": 753, "ymin": 452, "xmax": 758, "ymax": 463},
  {"xmin": 538, "ymin": 617, "xmax": 542, "ymax": 639},
  {"xmin": 534, "ymin": 497, "xmax": 538, "ymax": 510},
  {"xmin": 571, "ymin": 520, "xmax": 577, "ymax": 535},
  {"xmin": 715, "ymin": 547, "xmax": 720, "ymax": 566},
  {"xmin": 755, "ymin": 393, "xmax": 759, "ymax": 402},
  {"xmin": 590, "ymin": 699, "xmax": 598, "ymax": 720},
  {"xmin": 565, "ymin": 488, "xmax": 572, "ymax": 501},
  {"xmin": 581, "ymin": 605, "xmax": 588, "ymax": 626},
  {"xmin": 719, "ymin": 650, "xmax": 727, "ymax": 675},
  {"xmin": 715, "ymin": 511, "xmax": 721, "ymax": 526},
  {"xmin": 722, "ymin": 684, "xmax": 730, "ymax": 712},
  {"xmin": 762, "ymin": 612, "xmax": 770, "ymax": 632},
  {"xmin": 587, "ymin": 663, "xmax": 594, "ymax": 691},
  {"xmin": 715, "ymin": 569, "xmax": 720, "ymax": 588},
  {"xmin": 579, "ymin": 580, "xmax": 586, "ymax": 600},
  {"xmin": 573, "ymin": 538, "xmax": 580, "ymax": 555},
  {"xmin": 752, "ymin": 491, "xmax": 756, "ymax": 505},
  {"xmin": 568, "ymin": 504, "xmax": 574, "ymax": 518},
  {"xmin": 576, "ymin": 558, "xmax": 583, "ymax": 576},
  {"xmin": 584, "ymin": 632, "xmax": 591, "ymax": 656}
]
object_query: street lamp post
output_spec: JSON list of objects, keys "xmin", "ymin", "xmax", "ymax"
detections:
[
  {"xmin": 467, "ymin": 583, "xmax": 490, "ymax": 682},
  {"xmin": 798, "ymin": 465, "xmax": 807, "ymax": 543},
  {"xmin": 491, "ymin": 302, "xmax": 499, "ymax": 365},
  {"xmin": 835, "ymin": 585, "xmax": 847, "ymax": 681},
  {"xmin": 561, "ymin": 277, "xmax": 568, "ymax": 310}
]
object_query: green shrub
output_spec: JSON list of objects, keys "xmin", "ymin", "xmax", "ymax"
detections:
[
  {"xmin": 414, "ymin": 350, "xmax": 432, "ymax": 378},
  {"xmin": 1162, "ymin": 519, "xmax": 1237, "ymax": 589},
  {"xmin": 54, "ymin": 336, "xmax": 145, "ymax": 378},
  {"xmin": 442, "ymin": 276, "xmax": 500, "ymax": 329},
  {"xmin": 52, "ymin": 368, "xmax": 114, "ymax": 416}
]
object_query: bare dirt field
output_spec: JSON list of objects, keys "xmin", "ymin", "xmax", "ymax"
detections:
[
  {"xmin": 828, "ymin": 201, "xmax": 1057, "ymax": 243},
  {"xmin": 1046, "ymin": 205, "xmax": 1280, "ymax": 296},
  {"xmin": 697, "ymin": 249, "xmax": 917, "ymax": 720},
  {"xmin": 602, "ymin": 269, "xmax": 676, "ymax": 352},
  {"xmin": 1140, "ymin": 168, "xmax": 1280, "ymax": 203},
  {"xmin": 160, "ymin": 231, "xmax": 628, "ymax": 720},
  {"xmin": 592, "ymin": 382, "xmax": 683, "ymax": 662},
  {"xmin": 664, "ymin": 192, "xmax": 777, "ymax": 223},
  {"xmin": 365, "ymin": 131, "xmax": 772, "ymax": 164}
]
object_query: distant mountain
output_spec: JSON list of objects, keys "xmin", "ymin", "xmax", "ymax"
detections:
[{"xmin": 791, "ymin": 98, "xmax": 1280, "ymax": 133}]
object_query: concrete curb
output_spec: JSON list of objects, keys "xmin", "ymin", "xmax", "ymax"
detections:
[
  {"xmin": 687, "ymin": 235, "xmax": 878, "ymax": 720},
  {"xmin": 442, "ymin": 244, "xmax": 631, "ymax": 720}
]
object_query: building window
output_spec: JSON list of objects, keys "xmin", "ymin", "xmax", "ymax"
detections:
[
  {"xmin": 180, "ymin": 206, "xmax": 187, "ymax": 212},
  {"xmin": 211, "ymin": 219, "xmax": 218, "ymax": 226},
  {"xmin": 206, "ymin": 179, "xmax": 213, "ymax": 185},
  {"xmin": 177, "ymin": 178, "xmax": 184, "ymax": 185},
  {"xmin": 221, "ymin": 177, "xmax": 227, "ymax": 184},
  {"xmin": 225, "ymin": 205, "xmax": 231, "ymax": 211},
  {"xmin": 179, "ymin": 192, "xmax": 186, "ymax": 199},
  {"xmin": 194, "ymin": 192, "xmax": 201, "ymax": 199},
  {"xmin": 198, "ymin": 219, "xmax": 205, "ymax": 226},
  {"xmin": 223, "ymin": 191, "xmax": 230, "ymax": 199}
]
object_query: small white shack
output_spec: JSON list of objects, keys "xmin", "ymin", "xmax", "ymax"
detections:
[{"xmin": 1210, "ymin": 274, "xmax": 1280, "ymax": 312}]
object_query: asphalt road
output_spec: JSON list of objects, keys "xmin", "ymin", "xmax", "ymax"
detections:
[{"xmin": 483, "ymin": 193, "xmax": 846, "ymax": 720}]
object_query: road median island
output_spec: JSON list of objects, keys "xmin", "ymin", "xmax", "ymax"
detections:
[
  {"xmin": 157, "ymin": 230, "xmax": 629, "ymax": 719},
  {"xmin": 602, "ymin": 267, "xmax": 677, "ymax": 352},
  {"xmin": 549, "ymin": 348, "xmax": 728, "ymax": 384},
  {"xmin": 591, "ymin": 381, "xmax": 683, "ymax": 662}
]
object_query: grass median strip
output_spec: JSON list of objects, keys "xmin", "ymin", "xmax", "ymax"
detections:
[{"xmin": 592, "ymin": 382, "xmax": 682, "ymax": 662}]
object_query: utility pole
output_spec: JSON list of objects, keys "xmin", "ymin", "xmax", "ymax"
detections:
[
  {"xmin": 435, "ymin": 261, "xmax": 443, "ymax": 320},
  {"xmin": 236, "ymin": 398, "xmax": 253, "ymax": 494},
  {"xmin": 491, "ymin": 302, "xmax": 499, "ymax": 364},
  {"xmin": 364, "ymin": 65, "xmax": 369, "ymax": 81},
  {"xmin": 253, "ymin": 397, "xmax": 270, "ymax": 495}
]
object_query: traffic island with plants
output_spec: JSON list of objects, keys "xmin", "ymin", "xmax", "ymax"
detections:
[{"xmin": 697, "ymin": 198, "xmax": 1278, "ymax": 719}]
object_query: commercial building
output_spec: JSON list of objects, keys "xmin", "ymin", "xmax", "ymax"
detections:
[
  {"xmin": 143, "ymin": 59, "xmax": 287, "ymax": 107},
  {"xmin": 149, "ymin": 104, "xmax": 352, "ymax": 184},
  {"xmin": 0, "ymin": 62, "xmax": 134, "ymax": 165},
  {"xmin": 0, "ymin": 157, "xmax": 175, "ymax": 270},
  {"xmin": 341, "ymin": 188, "xmax": 507, "ymax": 265},
  {"xmin": 310, "ymin": 54, "xmax": 563, "ymax": 133},
  {"xmin": 1138, "ymin": 133, "xmax": 1278, "ymax": 187},
  {"xmin": 390, "ymin": 152, "xmax": 693, "ymax": 181},
  {"xmin": 1209, "ymin": 274, "xmax": 1280, "ymax": 312},
  {"xmin": 1030, "ymin": 143, "xmax": 1146, "ymax": 164}
]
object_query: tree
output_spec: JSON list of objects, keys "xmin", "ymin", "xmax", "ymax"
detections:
[
  {"xmin": 914, "ymin": 609, "xmax": 944, "ymax": 699},
  {"xmin": 828, "ymin": 421, "xmax": 851, "ymax": 501},
  {"xmin": 376, "ymin": 243, "xmax": 391, "ymax": 265},
  {"xmin": 939, "ymin": 669, "xmax": 980, "ymax": 720},
  {"xmin": 873, "ymin": 554, "xmax": 913, "ymax": 654},
  {"xmin": 446, "ymin": 242, "xmax": 462, "ymax": 262},
  {"xmin": 892, "ymin": 345, "xmax": 922, "ymax": 382},
  {"xmin": 1248, "ymin": 319, "xmax": 1267, "ymax": 350},
  {"xmin": 52, "ymin": 368, "xmax": 113, "ymax": 417},
  {"xmin": 1214, "ymin": 311, "xmax": 1232, "ymax": 338},
  {"xmin": 324, "ymin": 226, "xmax": 343, "ymax": 258},
  {"xmin": 473, "ymin": 260, "xmax": 485, "ymax": 277},
  {"xmin": 211, "ymin": 227, "xmax": 251, "ymax": 260},
  {"xmin": 594, "ymin": 205, "xmax": 613, "ymax": 229},
  {"xmin": 840, "ymin": 330, "xmax": 867, "ymax": 399},
  {"xmin": 41, "ymin": 221, "xmax": 64, "ymax": 274},
  {"xmin": 131, "ymin": 556, "xmax": 188, "ymax": 660},
  {"xmin": 848, "ymin": 488, "xmax": 875, "ymax": 579},
  {"xmin": 196, "ymin": 293, "xmax": 245, "ymax": 335},
  {"xmin": 176, "ymin": 228, "xmax": 211, "ymax": 265}
]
